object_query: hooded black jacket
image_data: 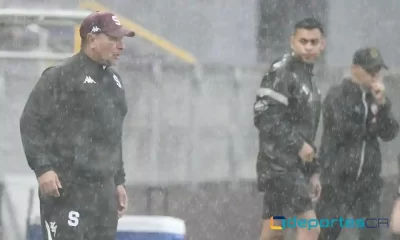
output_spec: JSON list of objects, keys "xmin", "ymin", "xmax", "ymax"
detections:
[
  {"xmin": 20, "ymin": 52, "xmax": 127, "ymax": 185},
  {"xmin": 254, "ymin": 54, "xmax": 321, "ymax": 189},
  {"xmin": 319, "ymin": 78, "xmax": 399, "ymax": 185}
]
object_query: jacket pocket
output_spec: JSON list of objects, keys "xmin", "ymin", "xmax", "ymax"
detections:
[
  {"xmin": 256, "ymin": 156, "xmax": 269, "ymax": 191},
  {"xmin": 338, "ymin": 144, "xmax": 362, "ymax": 178}
]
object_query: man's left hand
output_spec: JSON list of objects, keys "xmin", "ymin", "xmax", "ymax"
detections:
[
  {"xmin": 116, "ymin": 185, "xmax": 128, "ymax": 218},
  {"xmin": 371, "ymin": 82, "xmax": 386, "ymax": 105},
  {"xmin": 310, "ymin": 174, "xmax": 322, "ymax": 202}
]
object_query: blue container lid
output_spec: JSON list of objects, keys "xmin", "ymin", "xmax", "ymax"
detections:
[{"xmin": 117, "ymin": 216, "xmax": 186, "ymax": 235}]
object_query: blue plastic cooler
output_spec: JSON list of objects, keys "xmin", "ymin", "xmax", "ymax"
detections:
[
  {"xmin": 27, "ymin": 215, "xmax": 186, "ymax": 240},
  {"xmin": 116, "ymin": 216, "xmax": 185, "ymax": 240}
]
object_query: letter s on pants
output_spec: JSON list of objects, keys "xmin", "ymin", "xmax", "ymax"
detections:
[{"xmin": 68, "ymin": 211, "xmax": 80, "ymax": 227}]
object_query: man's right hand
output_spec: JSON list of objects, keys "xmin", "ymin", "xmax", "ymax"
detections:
[
  {"xmin": 370, "ymin": 81, "xmax": 386, "ymax": 105},
  {"xmin": 299, "ymin": 142, "xmax": 314, "ymax": 163},
  {"xmin": 38, "ymin": 170, "xmax": 62, "ymax": 197}
]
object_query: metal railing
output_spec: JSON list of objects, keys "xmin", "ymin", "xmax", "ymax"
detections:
[{"xmin": 2, "ymin": 187, "xmax": 24, "ymax": 240}]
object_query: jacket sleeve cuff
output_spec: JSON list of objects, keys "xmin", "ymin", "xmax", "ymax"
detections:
[
  {"xmin": 378, "ymin": 98, "xmax": 391, "ymax": 114},
  {"xmin": 288, "ymin": 135, "xmax": 304, "ymax": 156},
  {"xmin": 313, "ymin": 164, "xmax": 321, "ymax": 175},
  {"xmin": 34, "ymin": 165, "xmax": 53, "ymax": 178},
  {"xmin": 114, "ymin": 174, "xmax": 126, "ymax": 186},
  {"xmin": 303, "ymin": 162, "xmax": 320, "ymax": 178}
]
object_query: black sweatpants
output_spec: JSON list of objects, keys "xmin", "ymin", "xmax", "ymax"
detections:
[
  {"xmin": 316, "ymin": 176, "xmax": 383, "ymax": 240},
  {"xmin": 40, "ymin": 178, "xmax": 118, "ymax": 240}
]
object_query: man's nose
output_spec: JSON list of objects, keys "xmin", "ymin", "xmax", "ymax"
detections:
[
  {"xmin": 117, "ymin": 40, "xmax": 124, "ymax": 50},
  {"xmin": 372, "ymin": 76, "xmax": 383, "ymax": 83},
  {"xmin": 305, "ymin": 43, "xmax": 313, "ymax": 51}
]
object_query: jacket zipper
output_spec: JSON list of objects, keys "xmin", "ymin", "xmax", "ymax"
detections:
[{"xmin": 356, "ymin": 90, "xmax": 368, "ymax": 180}]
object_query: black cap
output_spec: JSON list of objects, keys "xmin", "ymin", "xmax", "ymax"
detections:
[{"xmin": 352, "ymin": 47, "xmax": 388, "ymax": 73}]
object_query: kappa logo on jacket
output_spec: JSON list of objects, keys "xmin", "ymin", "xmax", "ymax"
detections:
[
  {"xmin": 84, "ymin": 76, "xmax": 96, "ymax": 84},
  {"xmin": 301, "ymin": 84, "xmax": 310, "ymax": 95}
]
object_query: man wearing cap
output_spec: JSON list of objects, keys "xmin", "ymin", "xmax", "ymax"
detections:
[
  {"xmin": 390, "ymin": 154, "xmax": 400, "ymax": 239},
  {"xmin": 316, "ymin": 47, "xmax": 399, "ymax": 240},
  {"xmin": 20, "ymin": 11, "xmax": 135, "ymax": 240}
]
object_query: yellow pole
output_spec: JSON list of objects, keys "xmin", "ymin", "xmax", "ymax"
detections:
[
  {"xmin": 79, "ymin": 1, "xmax": 198, "ymax": 64},
  {"xmin": 74, "ymin": 25, "xmax": 81, "ymax": 53}
]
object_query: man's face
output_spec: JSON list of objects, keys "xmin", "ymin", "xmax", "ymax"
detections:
[
  {"xmin": 91, "ymin": 33, "xmax": 125, "ymax": 66},
  {"xmin": 352, "ymin": 65, "xmax": 384, "ymax": 88},
  {"xmin": 291, "ymin": 28, "xmax": 325, "ymax": 63}
]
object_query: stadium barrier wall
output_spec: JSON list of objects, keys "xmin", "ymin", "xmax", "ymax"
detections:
[{"xmin": 1, "ymin": 60, "xmax": 400, "ymax": 239}]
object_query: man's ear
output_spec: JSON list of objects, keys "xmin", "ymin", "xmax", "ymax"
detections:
[
  {"xmin": 86, "ymin": 33, "xmax": 97, "ymax": 48},
  {"xmin": 290, "ymin": 35, "xmax": 295, "ymax": 50},
  {"xmin": 350, "ymin": 64, "xmax": 360, "ymax": 77},
  {"xmin": 320, "ymin": 38, "xmax": 326, "ymax": 51}
]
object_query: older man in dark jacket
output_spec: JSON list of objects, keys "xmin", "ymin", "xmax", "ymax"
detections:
[{"xmin": 317, "ymin": 47, "xmax": 399, "ymax": 240}]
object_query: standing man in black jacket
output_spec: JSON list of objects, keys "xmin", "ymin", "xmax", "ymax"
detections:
[
  {"xmin": 316, "ymin": 47, "xmax": 399, "ymax": 240},
  {"xmin": 20, "ymin": 11, "xmax": 134, "ymax": 240},
  {"xmin": 390, "ymin": 154, "xmax": 400, "ymax": 240},
  {"xmin": 254, "ymin": 18, "xmax": 325, "ymax": 240}
]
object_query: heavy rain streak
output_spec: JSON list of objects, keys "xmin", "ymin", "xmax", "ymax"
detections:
[{"xmin": 0, "ymin": 1, "xmax": 400, "ymax": 240}]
